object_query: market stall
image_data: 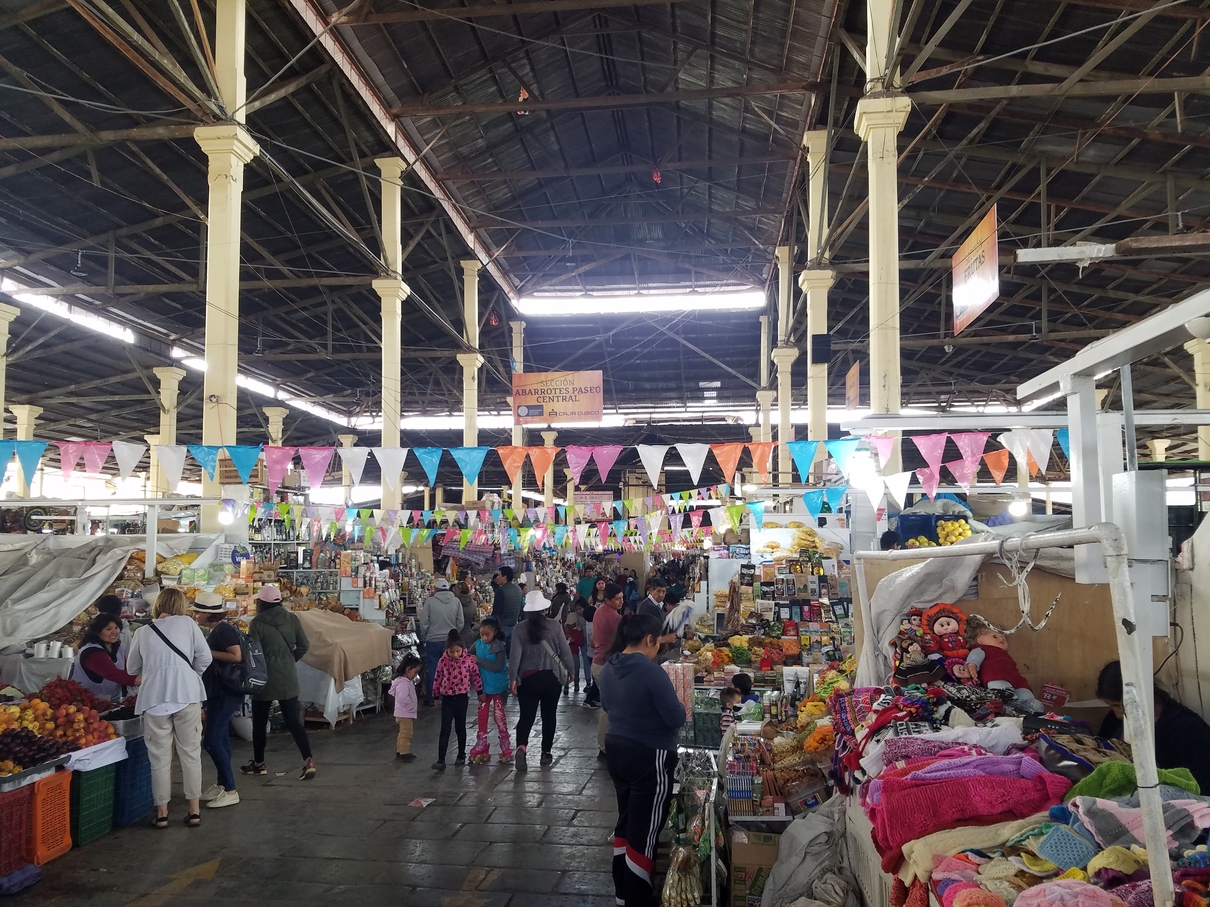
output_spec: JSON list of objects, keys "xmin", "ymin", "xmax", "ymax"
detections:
[{"xmin": 294, "ymin": 608, "xmax": 392, "ymax": 726}]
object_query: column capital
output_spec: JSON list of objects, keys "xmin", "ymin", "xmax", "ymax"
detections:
[
  {"xmin": 854, "ymin": 94, "xmax": 911, "ymax": 142},
  {"xmin": 337, "ymin": 434, "xmax": 358, "ymax": 448},
  {"xmin": 755, "ymin": 389, "xmax": 776, "ymax": 406},
  {"xmin": 802, "ymin": 128, "xmax": 829, "ymax": 153},
  {"xmin": 541, "ymin": 430, "xmax": 558, "ymax": 446},
  {"xmin": 564, "ymin": 467, "xmax": 575, "ymax": 480},
  {"xmin": 798, "ymin": 268, "xmax": 836, "ymax": 292},
  {"xmin": 374, "ymin": 157, "xmax": 407, "ymax": 180},
  {"xmin": 456, "ymin": 352, "xmax": 484, "ymax": 370},
  {"xmin": 372, "ymin": 276, "xmax": 410, "ymax": 301},
  {"xmin": 0, "ymin": 303, "xmax": 18, "ymax": 326},
  {"xmin": 9, "ymin": 404, "xmax": 41, "ymax": 420},
  {"xmin": 460, "ymin": 259, "xmax": 483, "ymax": 275},
  {"xmin": 771, "ymin": 345, "xmax": 800, "ymax": 366},
  {"xmin": 1185, "ymin": 339, "xmax": 1209, "ymax": 356},
  {"xmin": 748, "ymin": 426, "xmax": 762, "ymax": 442},
  {"xmin": 263, "ymin": 406, "xmax": 289, "ymax": 421},
  {"xmin": 152, "ymin": 366, "xmax": 187, "ymax": 386},
  {"xmin": 193, "ymin": 123, "xmax": 259, "ymax": 165},
  {"xmin": 145, "ymin": 433, "xmax": 161, "ymax": 446}
]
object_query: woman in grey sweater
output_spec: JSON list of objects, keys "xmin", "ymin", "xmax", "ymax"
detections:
[{"xmin": 509, "ymin": 591, "xmax": 576, "ymax": 772}]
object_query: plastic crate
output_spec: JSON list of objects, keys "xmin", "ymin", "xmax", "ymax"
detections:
[
  {"xmin": 112, "ymin": 737, "xmax": 151, "ymax": 828},
  {"xmin": 895, "ymin": 513, "xmax": 939, "ymax": 545},
  {"xmin": 0, "ymin": 786, "xmax": 31, "ymax": 877},
  {"xmin": 69, "ymin": 764, "xmax": 115, "ymax": 847},
  {"xmin": 26, "ymin": 771, "xmax": 70, "ymax": 866}
]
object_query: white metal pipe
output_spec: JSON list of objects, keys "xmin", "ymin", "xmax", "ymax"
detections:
[
  {"xmin": 855, "ymin": 523, "xmax": 1175, "ymax": 907},
  {"xmin": 145, "ymin": 503, "xmax": 158, "ymax": 581}
]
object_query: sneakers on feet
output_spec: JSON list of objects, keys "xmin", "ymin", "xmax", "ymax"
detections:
[
  {"xmin": 300, "ymin": 759, "xmax": 316, "ymax": 781},
  {"xmin": 597, "ymin": 750, "xmax": 607, "ymax": 761},
  {"xmin": 583, "ymin": 700, "xmax": 600, "ymax": 710},
  {"xmin": 239, "ymin": 761, "xmax": 267, "ymax": 775},
  {"xmin": 432, "ymin": 760, "xmax": 447, "ymax": 771},
  {"xmin": 455, "ymin": 755, "xmax": 466, "ymax": 767},
  {"xmin": 515, "ymin": 747, "xmax": 528, "ymax": 773},
  {"xmin": 199, "ymin": 784, "xmax": 224, "ymax": 802},
  {"xmin": 540, "ymin": 752, "xmax": 553, "ymax": 765},
  {"xmin": 397, "ymin": 753, "xmax": 417, "ymax": 762},
  {"xmin": 206, "ymin": 789, "xmax": 240, "ymax": 809}
]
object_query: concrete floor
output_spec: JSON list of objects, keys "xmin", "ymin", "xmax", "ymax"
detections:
[{"xmin": 13, "ymin": 689, "xmax": 618, "ymax": 907}]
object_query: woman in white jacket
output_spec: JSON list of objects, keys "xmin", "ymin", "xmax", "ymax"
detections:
[{"xmin": 126, "ymin": 588, "xmax": 212, "ymax": 828}]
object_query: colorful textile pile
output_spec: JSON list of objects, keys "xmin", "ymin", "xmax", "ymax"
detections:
[{"xmin": 829, "ymin": 685, "xmax": 951, "ymax": 792}]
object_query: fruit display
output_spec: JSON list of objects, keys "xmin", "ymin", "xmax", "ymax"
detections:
[
  {"xmin": 45, "ymin": 704, "xmax": 117, "ymax": 748},
  {"xmin": 937, "ymin": 518, "xmax": 973, "ymax": 546},
  {"xmin": 0, "ymin": 729, "xmax": 75, "ymax": 776},
  {"xmin": 38, "ymin": 678, "xmax": 112, "ymax": 713},
  {"xmin": 905, "ymin": 536, "xmax": 938, "ymax": 548}
]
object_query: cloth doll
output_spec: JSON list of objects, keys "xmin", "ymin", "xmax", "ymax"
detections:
[
  {"xmin": 922, "ymin": 603, "xmax": 970, "ymax": 680},
  {"xmin": 890, "ymin": 611, "xmax": 943, "ymax": 684},
  {"xmin": 964, "ymin": 616, "xmax": 1044, "ymax": 712}
]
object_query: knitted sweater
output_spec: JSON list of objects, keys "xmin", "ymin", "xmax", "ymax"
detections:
[
  {"xmin": 431, "ymin": 652, "xmax": 482, "ymax": 697},
  {"xmin": 1065, "ymin": 761, "xmax": 1200, "ymax": 802}
]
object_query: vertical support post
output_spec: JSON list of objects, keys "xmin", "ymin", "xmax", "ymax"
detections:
[
  {"xmin": 802, "ymin": 128, "xmax": 834, "ymax": 480},
  {"xmin": 145, "ymin": 433, "xmax": 162, "ymax": 497},
  {"xmin": 9, "ymin": 405, "xmax": 40, "ymax": 498},
  {"xmin": 458, "ymin": 259, "xmax": 484, "ymax": 502},
  {"xmin": 771, "ymin": 347, "xmax": 798, "ymax": 486},
  {"xmin": 1146, "ymin": 439, "xmax": 1171, "ymax": 462},
  {"xmin": 1186, "ymin": 340, "xmax": 1210, "ymax": 460},
  {"xmin": 564, "ymin": 467, "xmax": 576, "ymax": 511},
  {"xmin": 0, "ymin": 304, "xmax": 19, "ymax": 438},
  {"xmin": 757, "ymin": 315, "xmax": 773, "ymax": 443},
  {"xmin": 541, "ymin": 430, "xmax": 558, "ymax": 508},
  {"xmin": 510, "ymin": 320, "xmax": 525, "ymax": 511},
  {"xmin": 263, "ymin": 406, "xmax": 288, "ymax": 447},
  {"xmin": 145, "ymin": 503, "xmax": 158, "ymax": 581},
  {"xmin": 374, "ymin": 156, "xmax": 408, "ymax": 513},
  {"xmin": 153, "ymin": 367, "xmax": 187, "ymax": 448},
  {"xmin": 337, "ymin": 434, "xmax": 357, "ymax": 505},
  {"xmin": 1062, "ymin": 375, "xmax": 1108, "ymax": 583}
]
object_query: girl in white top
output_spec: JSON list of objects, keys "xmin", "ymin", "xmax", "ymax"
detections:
[{"xmin": 126, "ymin": 587, "xmax": 212, "ymax": 829}]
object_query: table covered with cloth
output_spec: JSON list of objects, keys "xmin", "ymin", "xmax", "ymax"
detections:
[{"xmin": 296, "ymin": 609, "xmax": 392, "ymax": 692}]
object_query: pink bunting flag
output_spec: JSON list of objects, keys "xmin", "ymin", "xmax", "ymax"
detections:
[
  {"xmin": 56, "ymin": 441, "xmax": 83, "ymax": 482},
  {"xmin": 869, "ymin": 435, "xmax": 895, "ymax": 468},
  {"xmin": 592, "ymin": 445, "xmax": 623, "ymax": 484},
  {"xmin": 944, "ymin": 458, "xmax": 978, "ymax": 491},
  {"xmin": 263, "ymin": 447, "xmax": 296, "ymax": 496},
  {"xmin": 298, "ymin": 447, "xmax": 335, "ymax": 489},
  {"xmin": 911, "ymin": 434, "xmax": 949, "ymax": 472},
  {"xmin": 564, "ymin": 446, "xmax": 593, "ymax": 486},
  {"xmin": 689, "ymin": 509, "xmax": 704, "ymax": 530},
  {"xmin": 81, "ymin": 442, "xmax": 111, "ymax": 475},
  {"xmin": 952, "ymin": 432, "xmax": 990, "ymax": 472},
  {"xmin": 916, "ymin": 466, "xmax": 942, "ymax": 500},
  {"xmin": 596, "ymin": 521, "xmax": 610, "ymax": 540},
  {"xmin": 335, "ymin": 507, "xmax": 346, "ymax": 523}
]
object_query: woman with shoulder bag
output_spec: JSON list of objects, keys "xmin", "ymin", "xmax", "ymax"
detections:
[
  {"xmin": 191, "ymin": 592, "xmax": 243, "ymax": 810},
  {"xmin": 509, "ymin": 590, "xmax": 576, "ymax": 772},
  {"xmin": 244, "ymin": 586, "xmax": 316, "ymax": 780},
  {"xmin": 126, "ymin": 588, "xmax": 212, "ymax": 829}
]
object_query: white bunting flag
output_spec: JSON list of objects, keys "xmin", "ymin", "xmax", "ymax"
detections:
[
  {"xmin": 336, "ymin": 446, "xmax": 371, "ymax": 486},
  {"xmin": 884, "ymin": 471, "xmax": 913, "ymax": 510},
  {"xmin": 155, "ymin": 445, "xmax": 187, "ymax": 492},
  {"xmin": 635, "ymin": 444, "xmax": 670, "ymax": 489},
  {"xmin": 674, "ymin": 443, "xmax": 711, "ymax": 485},
  {"xmin": 111, "ymin": 439, "xmax": 147, "ymax": 479},
  {"xmin": 372, "ymin": 447, "xmax": 409, "ymax": 490}
]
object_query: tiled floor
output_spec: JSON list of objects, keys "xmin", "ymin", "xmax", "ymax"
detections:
[{"xmin": 14, "ymin": 688, "xmax": 618, "ymax": 906}]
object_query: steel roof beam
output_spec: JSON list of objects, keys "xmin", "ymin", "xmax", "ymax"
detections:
[
  {"xmin": 912, "ymin": 75, "xmax": 1210, "ymax": 105},
  {"xmin": 350, "ymin": 0, "xmax": 694, "ymax": 23}
]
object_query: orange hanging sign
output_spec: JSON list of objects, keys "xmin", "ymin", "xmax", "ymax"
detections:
[
  {"xmin": 512, "ymin": 371, "xmax": 603, "ymax": 425},
  {"xmin": 952, "ymin": 204, "xmax": 1000, "ymax": 335}
]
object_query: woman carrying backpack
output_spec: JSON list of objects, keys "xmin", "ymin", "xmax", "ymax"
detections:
[
  {"xmin": 243, "ymin": 586, "xmax": 316, "ymax": 780},
  {"xmin": 191, "ymin": 592, "xmax": 244, "ymax": 809}
]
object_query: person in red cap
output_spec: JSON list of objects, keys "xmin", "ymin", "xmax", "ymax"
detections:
[{"xmin": 243, "ymin": 586, "xmax": 316, "ymax": 780}]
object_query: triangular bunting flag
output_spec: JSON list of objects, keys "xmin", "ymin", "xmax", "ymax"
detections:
[
  {"xmin": 1027, "ymin": 429, "xmax": 1054, "ymax": 476},
  {"xmin": 916, "ymin": 466, "xmax": 941, "ymax": 501},
  {"xmin": 710, "ymin": 443, "xmax": 745, "ymax": 483},
  {"xmin": 56, "ymin": 441, "xmax": 83, "ymax": 482},
  {"xmin": 911, "ymin": 433, "xmax": 950, "ymax": 472},
  {"xmin": 263, "ymin": 446, "xmax": 296, "ymax": 496},
  {"xmin": 745, "ymin": 501, "xmax": 765, "ymax": 531},
  {"xmin": 951, "ymin": 432, "xmax": 990, "ymax": 472},
  {"xmin": 785, "ymin": 440, "xmax": 820, "ymax": 483},
  {"xmin": 725, "ymin": 504, "xmax": 745, "ymax": 533},
  {"xmin": 225, "ymin": 446, "xmax": 263, "ymax": 485},
  {"xmin": 1056, "ymin": 428, "xmax": 1070, "ymax": 460},
  {"xmin": 868, "ymin": 435, "xmax": 895, "ymax": 468},
  {"xmin": 592, "ymin": 445, "xmax": 623, "ymax": 484},
  {"xmin": 336, "ymin": 446, "xmax": 371, "ymax": 486},
  {"xmin": 526, "ymin": 446, "xmax": 560, "ymax": 487},
  {"xmin": 111, "ymin": 439, "xmax": 146, "ymax": 479},
  {"xmin": 688, "ymin": 509, "xmax": 704, "ymax": 530},
  {"xmin": 496, "ymin": 446, "xmax": 529, "ymax": 486},
  {"xmin": 635, "ymin": 445, "xmax": 669, "ymax": 488},
  {"xmin": 450, "ymin": 447, "xmax": 490, "ymax": 486},
  {"xmin": 298, "ymin": 447, "xmax": 336, "ymax": 489},
  {"xmin": 997, "ymin": 430, "xmax": 1031, "ymax": 476},
  {"xmin": 564, "ymin": 446, "xmax": 593, "ymax": 486},
  {"xmin": 412, "ymin": 448, "xmax": 443, "ymax": 486},
  {"xmin": 824, "ymin": 438, "xmax": 862, "ymax": 479},
  {"xmin": 674, "ymin": 443, "xmax": 711, "ymax": 485},
  {"xmin": 945, "ymin": 458, "xmax": 978, "ymax": 491},
  {"xmin": 372, "ymin": 447, "xmax": 409, "ymax": 491},
  {"xmin": 81, "ymin": 442, "xmax": 111, "ymax": 475},
  {"xmin": 824, "ymin": 485, "xmax": 848, "ymax": 513},
  {"xmin": 154, "ymin": 444, "xmax": 186, "ymax": 491},
  {"xmin": 884, "ymin": 471, "xmax": 912, "ymax": 510},
  {"xmin": 187, "ymin": 445, "xmax": 221, "ymax": 482},
  {"xmin": 747, "ymin": 442, "xmax": 775, "ymax": 484}
]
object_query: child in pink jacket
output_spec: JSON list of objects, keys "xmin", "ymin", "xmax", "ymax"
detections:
[
  {"xmin": 389, "ymin": 656, "xmax": 422, "ymax": 762},
  {"xmin": 431, "ymin": 631, "xmax": 483, "ymax": 770}
]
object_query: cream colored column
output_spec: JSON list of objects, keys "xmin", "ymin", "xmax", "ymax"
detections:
[
  {"xmin": 1146, "ymin": 439, "xmax": 1171, "ymax": 462},
  {"xmin": 153, "ymin": 367, "xmax": 186, "ymax": 447},
  {"xmin": 1186, "ymin": 340, "xmax": 1210, "ymax": 460},
  {"xmin": 799, "ymin": 270, "xmax": 834, "ymax": 462},
  {"xmin": 541, "ymin": 430, "xmax": 558, "ymax": 508},
  {"xmin": 459, "ymin": 258, "xmax": 484, "ymax": 502},
  {"xmin": 0, "ymin": 304, "xmax": 18, "ymax": 438},
  {"xmin": 195, "ymin": 0, "xmax": 257, "ymax": 532},
  {"xmin": 374, "ymin": 156, "xmax": 408, "ymax": 512},
  {"xmin": 757, "ymin": 314, "xmax": 773, "ymax": 442},
  {"xmin": 564, "ymin": 467, "xmax": 576, "ymax": 511},
  {"xmin": 510, "ymin": 320, "xmax": 525, "ymax": 510},
  {"xmin": 10, "ymin": 404, "xmax": 40, "ymax": 497},
  {"xmin": 263, "ymin": 406, "xmax": 288, "ymax": 447},
  {"xmin": 774, "ymin": 246, "xmax": 797, "ymax": 484},
  {"xmin": 338, "ymin": 433, "xmax": 357, "ymax": 505},
  {"xmin": 756, "ymin": 390, "xmax": 775, "ymax": 445},
  {"xmin": 145, "ymin": 433, "xmax": 162, "ymax": 497}
]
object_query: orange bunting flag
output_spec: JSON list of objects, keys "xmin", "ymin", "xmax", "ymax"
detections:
[
  {"xmin": 1026, "ymin": 450, "xmax": 1040, "ymax": 477},
  {"xmin": 526, "ymin": 446, "xmax": 560, "ymax": 488},
  {"xmin": 496, "ymin": 446, "xmax": 529, "ymax": 485},
  {"xmin": 983, "ymin": 449, "xmax": 1010, "ymax": 485},
  {"xmin": 711, "ymin": 442, "xmax": 745, "ymax": 484},
  {"xmin": 746, "ymin": 442, "xmax": 775, "ymax": 484}
]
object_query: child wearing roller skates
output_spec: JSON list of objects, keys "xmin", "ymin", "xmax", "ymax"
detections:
[{"xmin": 469, "ymin": 617, "xmax": 512, "ymax": 764}]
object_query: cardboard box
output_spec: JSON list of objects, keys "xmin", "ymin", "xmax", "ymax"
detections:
[{"xmin": 729, "ymin": 829, "xmax": 780, "ymax": 907}]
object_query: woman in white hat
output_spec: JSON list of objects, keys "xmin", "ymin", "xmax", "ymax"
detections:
[
  {"xmin": 191, "ymin": 592, "xmax": 243, "ymax": 810},
  {"xmin": 509, "ymin": 589, "xmax": 576, "ymax": 772}
]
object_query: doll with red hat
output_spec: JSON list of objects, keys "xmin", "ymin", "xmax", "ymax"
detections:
[{"xmin": 922, "ymin": 603, "xmax": 970, "ymax": 681}]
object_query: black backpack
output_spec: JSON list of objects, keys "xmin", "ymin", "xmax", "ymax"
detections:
[{"xmin": 216, "ymin": 628, "xmax": 269, "ymax": 695}]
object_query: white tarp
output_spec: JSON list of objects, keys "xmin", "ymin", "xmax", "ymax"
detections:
[{"xmin": 296, "ymin": 661, "xmax": 364, "ymax": 726}]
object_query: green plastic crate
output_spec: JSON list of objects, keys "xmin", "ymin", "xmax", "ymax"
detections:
[{"xmin": 70, "ymin": 764, "xmax": 115, "ymax": 847}]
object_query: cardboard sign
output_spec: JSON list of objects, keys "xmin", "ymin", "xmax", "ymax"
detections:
[
  {"xmin": 1041, "ymin": 682, "xmax": 1070, "ymax": 708},
  {"xmin": 512, "ymin": 370, "xmax": 603, "ymax": 425},
  {"xmin": 952, "ymin": 204, "xmax": 1000, "ymax": 335},
  {"xmin": 844, "ymin": 360, "xmax": 860, "ymax": 410}
]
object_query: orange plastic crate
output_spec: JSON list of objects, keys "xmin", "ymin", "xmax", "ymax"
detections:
[{"xmin": 26, "ymin": 771, "xmax": 71, "ymax": 866}]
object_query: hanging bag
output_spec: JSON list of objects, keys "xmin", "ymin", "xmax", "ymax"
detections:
[{"xmin": 215, "ymin": 626, "xmax": 269, "ymax": 695}]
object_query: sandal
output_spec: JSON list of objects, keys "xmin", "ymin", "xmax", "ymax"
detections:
[
  {"xmin": 153, "ymin": 815, "xmax": 169, "ymax": 829},
  {"xmin": 184, "ymin": 813, "xmax": 201, "ymax": 828}
]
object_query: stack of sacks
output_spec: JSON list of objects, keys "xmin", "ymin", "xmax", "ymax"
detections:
[{"xmin": 865, "ymin": 749, "xmax": 1072, "ymax": 865}]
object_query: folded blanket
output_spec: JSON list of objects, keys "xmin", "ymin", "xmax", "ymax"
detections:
[
  {"xmin": 899, "ymin": 814, "xmax": 1052, "ymax": 885},
  {"xmin": 906, "ymin": 753, "xmax": 1047, "ymax": 784},
  {"xmin": 1064, "ymin": 761, "xmax": 1199, "ymax": 802},
  {"xmin": 1068, "ymin": 795, "xmax": 1210, "ymax": 855}
]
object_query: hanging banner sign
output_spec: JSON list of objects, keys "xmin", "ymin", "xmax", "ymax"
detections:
[
  {"xmin": 512, "ymin": 370, "xmax": 603, "ymax": 425},
  {"xmin": 845, "ymin": 360, "xmax": 860, "ymax": 410},
  {"xmin": 952, "ymin": 204, "xmax": 1000, "ymax": 335}
]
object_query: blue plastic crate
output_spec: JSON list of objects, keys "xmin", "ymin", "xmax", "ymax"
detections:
[{"xmin": 112, "ymin": 737, "xmax": 151, "ymax": 828}]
